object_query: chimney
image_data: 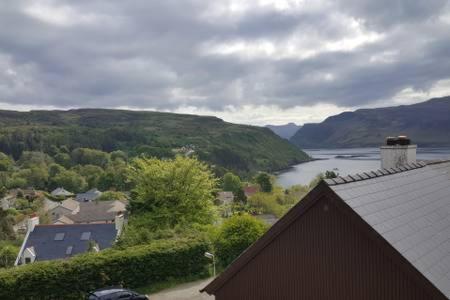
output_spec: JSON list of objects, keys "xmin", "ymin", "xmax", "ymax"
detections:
[
  {"xmin": 27, "ymin": 214, "xmax": 40, "ymax": 233},
  {"xmin": 380, "ymin": 136, "xmax": 417, "ymax": 169}
]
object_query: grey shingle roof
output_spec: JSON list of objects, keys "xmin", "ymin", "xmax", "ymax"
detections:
[
  {"xmin": 66, "ymin": 200, "xmax": 125, "ymax": 223},
  {"xmin": 327, "ymin": 160, "xmax": 450, "ymax": 298},
  {"xmin": 22, "ymin": 223, "xmax": 117, "ymax": 262}
]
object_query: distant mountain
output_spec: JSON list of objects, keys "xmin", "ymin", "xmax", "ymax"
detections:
[
  {"xmin": 0, "ymin": 109, "xmax": 310, "ymax": 174},
  {"xmin": 266, "ymin": 123, "xmax": 302, "ymax": 139},
  {"xmin": 290, "ymin": 96, "xmax": 450, "ymax": 148}
]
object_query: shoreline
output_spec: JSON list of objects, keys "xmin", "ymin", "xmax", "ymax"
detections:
[{"xmin": 272, "ymin": 157, "xmax": 327, "ymax": 175}]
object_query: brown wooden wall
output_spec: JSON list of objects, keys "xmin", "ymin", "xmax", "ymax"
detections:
[{"xmin": 215, "ymin": 195, "xmax": 437, "ymax": 300}]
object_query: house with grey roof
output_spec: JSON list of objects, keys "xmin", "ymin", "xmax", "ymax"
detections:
[
  {"xmin": 15, "ymin": 214, "xmax": 124, "ymax": 265},
  {"xmin": 50, "ymin": 187, "xmax": 74, "ymax": 198},
  {"xmin": 216, "ymin": 191, "xmax": 234, "ymax": 205},
  {"xmin": 43, "ymin": 198, "xmax": 80, "ymax": 223},
  {"xmin": 203, "ymin": 138, "xmax": 450, "ymax": 300},
  {"xmin": 75, "ymin": 188, "xmax": 102, "ymax": 202},
  {"xmin": 61, "ymin": 200, "xmax": 126, "ymax": 224}
]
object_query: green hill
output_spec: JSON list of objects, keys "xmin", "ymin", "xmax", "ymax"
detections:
[
  {"xmin": 0, "ymin": 109, "xmax": 309, "ymax": 174},
  {"xmin": 290, "ymin": 96, "xmax": 450, "ymax": 148}
]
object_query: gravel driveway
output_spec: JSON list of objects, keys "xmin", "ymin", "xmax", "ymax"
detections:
[{"xmin": 149, "ymin": 278, "xmax": 214, "ymax": 300}]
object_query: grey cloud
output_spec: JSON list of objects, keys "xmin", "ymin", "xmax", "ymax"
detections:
[{"xmin": 0, "ymin": 0, "xmax": 449, "ymax": 113}]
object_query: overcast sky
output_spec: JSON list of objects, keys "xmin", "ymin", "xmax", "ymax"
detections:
[{"xmin": 1, "ymin": 0, "xmax": 449, "ymax": 125}]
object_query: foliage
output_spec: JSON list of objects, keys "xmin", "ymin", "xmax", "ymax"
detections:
[
  {"xmin": 128, "ymin": 156, "xmax": 217, "ymax": 229},
  {"xmin": 50, "ymin": 169, "xmax": 87, "ymax": 193},
  {"xmin": 255, "ymin": 172, "xmax": 273, "ymax": 193},
  {"xmin": 325, "ymin": 170, "xmax": 338, "ymax": 179},
  {"xmin": 71, "ymin": 148, "xmax": 111, "ymax": 168},
  {"xmin": 214, "ymin": 214, "xmax": 267, "ymax": 267},
  {"xmin": 0, "ymin": 109, "xmax": 310, "ymax": 174},
  {"xmin": 235, "ymin": 188, "xmax": 247, "ymax": 203},
  {"xmin": 0, "ymin": 185, "xmax": 6, "ymax": 198},
  {"xmin": 0, "ymin": 210, "xmax": 16, "ymax": 241},
  {"xmin": 97, "ymin": 190, "xmax": 127, "ymax": 202},
  {"xmin": 0, "ymin": 237, "xmax": 210, "ymax": 300},
  {"xmin": 222, "ymin": 172, "xmax": 242, "ymax": 194},
  {"xmin": 0, "ymin": 244, "xmax": 19, "ymax": 269}
]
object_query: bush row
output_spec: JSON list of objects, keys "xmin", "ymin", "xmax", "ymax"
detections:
[{"xmin": 0, "ymin": 237, "xmax": 210, "ymax": 300}]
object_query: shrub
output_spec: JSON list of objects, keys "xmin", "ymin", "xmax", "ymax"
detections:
[
  {"xmin": 0, "ymin": 237, "xmax": 209, "ymax": 300},
  {"xmin": 214, "ymin": 214, "xmax": 267, "ymax": 267}
]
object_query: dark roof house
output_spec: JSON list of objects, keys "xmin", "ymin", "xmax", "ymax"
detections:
[
  {"xmin": 202, "ymin": 160, "xmax": 450, "ymax": 300},
  {"xmin": 15, "ymin": 222, "xmax": 122, "ymax": 265},
  {"xmin": 75, "ymin": 188, "xmax": 102, "ymax": 202}
]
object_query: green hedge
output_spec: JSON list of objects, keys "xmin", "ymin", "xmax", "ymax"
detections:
[{"xmin": 0, "ymin": 237, "xmax": 209, "ymax": 300}]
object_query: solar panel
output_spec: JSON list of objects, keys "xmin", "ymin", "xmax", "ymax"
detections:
[
  {"xmin": 80, "ymin": 232, "xmax": 91, "ymax": 240},
  {"xmin": 54, "ymin": 233, "xmax": 65, "ymax": 241}
]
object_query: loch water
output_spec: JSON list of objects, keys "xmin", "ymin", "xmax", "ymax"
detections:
[{"xmin": 276, "ymin": 148, "xmax": 450, "ymax": 188}]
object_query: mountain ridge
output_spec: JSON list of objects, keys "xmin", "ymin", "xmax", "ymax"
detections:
[
  {"xmin": 266, "ymin": 123, "xmax": 302, "ymax": 139},
  {"xmin": 290, "ymin": 96, "xmax": 450, "ymax": 148}
]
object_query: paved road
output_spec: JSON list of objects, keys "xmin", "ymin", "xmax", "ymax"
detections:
[{"xmin": 149, "ymin": 278, "xmax": 214, "ymax": 300}]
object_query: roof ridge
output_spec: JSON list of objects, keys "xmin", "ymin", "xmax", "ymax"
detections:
[{"xmin": 324, "ymin": 161, "xmax": 427, "ymax": 186}]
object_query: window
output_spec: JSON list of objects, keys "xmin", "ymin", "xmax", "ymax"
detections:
[
  {"xmin": 66, "ymin": 246, "xmax": 73, "ymax": 255},
  {"xmin": 25, "ymin": 257, "xmax": 31, "ymax": 264},
  {"xmin": 54, "ymin": 233, "xmax": 65, "ymax": 241},
  {"xmin": 80, "ymin": 232, "xmax": 91, "ymax": 240}
]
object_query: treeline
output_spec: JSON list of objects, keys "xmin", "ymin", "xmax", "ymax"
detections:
[
  {"xmin": 0, "ymin": 109, "xmax": 310, "ymax": 175},
  {"xmin": 0, "ymin": 147, "xmax": 129, "ymax": 193}
]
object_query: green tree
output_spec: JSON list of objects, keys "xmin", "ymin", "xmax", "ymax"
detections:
[
  {"xmin": 74, "ymin": 164, "xmax": 104, "ymax": 189},
  {"xmin": 54, "ymin": 152, "xmax": 72, "ymax": 168},
  {"xmin": 0, "ymin": 244, "xmax": 19, "ymax": 268},
  {"xmin": 235, "ymin": 188, "xmax": 247, "ymax": 204},
  {"xmin": 17, "ymin": 151, "xmax": 53, "ymax": 168},
  {"xmin": 71, "ymin": 148, "xmax": 110, "ymax": 167},
  {"xmin": 325, "ymin": 170, "xmax": 338, "ymax": 179},
  {"xmin": 52, "ymin": 169, "xmax": 87, "ymax": 193},
  {"xmin": 14, "ymin": 167, "xmax": 48, "ymax": 189},
  {"xmin": 110, "ymin": 150, "xmax": 128, "ymax": 162},
  {"xmin": 97, "ymin": 191, "xmax": 127, "ymax": 202},
  {"xmin": 214, "ymin": 214, "xmax": 267, "ymax": 267},
  {"xmin": 0, "ymin": 152, "xmax": 13, "ymax": 172},
  {"xmin": 128, "ymin": 156, "xmax": 217, "ymax": 228},
  {"xmin": 0, "ymin": 185, "xmax": 7, "ymax": 198},
  {"xmin": 48, "ymin": 163, "xmax": 65, "ymax": 178},
  {"xmin": 222, "ymin": 172, "xmax": 242, "ymax": 194},
  {"xmin": 0, "ymin": 210, "xmax": 16, "ymax": 241},
  {"xmin": 255, "ymin": 172, "xmax": 273, "ymax": 193}
]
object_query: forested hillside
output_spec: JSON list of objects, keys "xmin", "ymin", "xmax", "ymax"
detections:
[
  {"xmin": 0, "ymin": 109, "xmax": 309, "ymax": 174},
  {"xmin": 290, "ymin": 96, "xmax": 450, "ymax": 148}
]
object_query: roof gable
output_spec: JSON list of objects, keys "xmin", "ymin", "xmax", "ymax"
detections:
[
  {"xmin": 203, "ymin": 161, "xmax": 450, "ymax": 299},
  {"xmin": 329, "ymin": 161, "xmax": 450, "ymax": 298},
  {"xmin": 22, "ymin": 223, "xmax": 117, "ymax": 262}
]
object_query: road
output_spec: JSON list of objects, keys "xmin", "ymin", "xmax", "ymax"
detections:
[{"xmin": 149, "ymin": 278, "xmax": 214, "ymax": 300}]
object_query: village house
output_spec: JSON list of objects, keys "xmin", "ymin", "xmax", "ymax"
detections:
[
  {"xmin": 243, "ymin": 185, "xmax": 259, "ymax": 198},
  {"xmin": 216, "ymin": 191, "xmax": 234, "ymax": 205},
  {"xmin": 56, "ymin": 200, "xmax": 127, "ymax": 224},
  {"xmin": 50, "ymin": 187, "xmax": 74, "ymax": 198},
  {"xmin": 15, "ymin": 214, "xmax": 124, "ymax": 265},
  {"xmin": 44, "ymin": 198, "xmax": 80, "ymax": 222},
  {"xmin": 75, "ymin": 188, "xmax": 102, "ymax": 202},
  {"xmin": 202, "ymin": 139, "xmax": 450, "ymax": 300}
]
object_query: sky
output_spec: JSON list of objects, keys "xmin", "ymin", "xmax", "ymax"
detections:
[{"xmin": 0, "ymin": 0, "xmax": 449, "ymax": 126}]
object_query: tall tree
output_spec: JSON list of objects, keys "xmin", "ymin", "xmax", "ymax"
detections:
[
  {"xmin": 128, "ymin": 156, "xmax": 217, "ymax": 228},
  {"xmin": 222, "ymin": 172, "xmax": 242, "ymax": 194},
  {"xmin": 0, "ymin": 210, "xmax": 16, "ymax": 241},
  {"xmin": 255, "ymin": 172, "xmax": 273, "ymax": 193}
]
